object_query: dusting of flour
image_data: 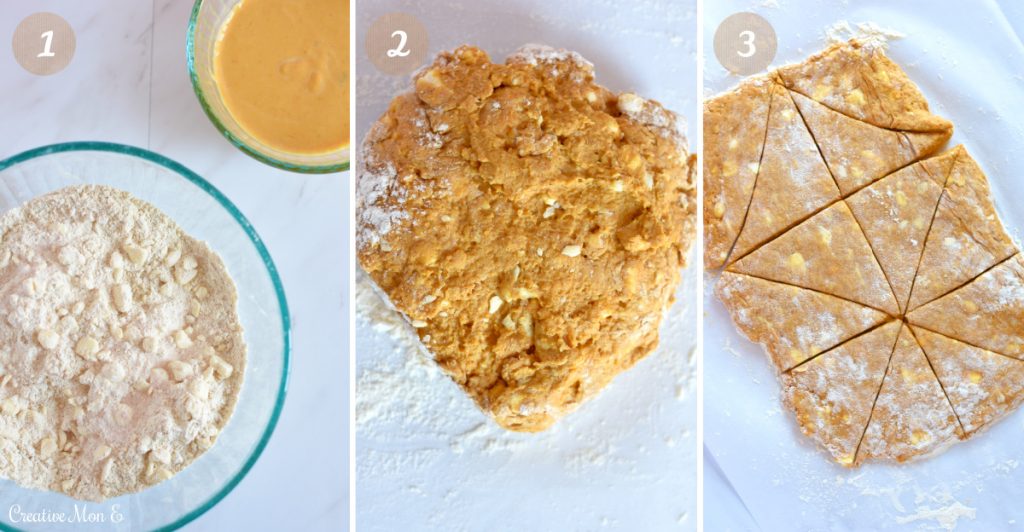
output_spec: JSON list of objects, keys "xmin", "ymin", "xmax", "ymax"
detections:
[
  {"xmin": 824, "ymin": 21, "xmax": 905, "ymax": 48},
  {"xmin": 356, "ymin": 261, "xmax": 697, "ymax": 528}
]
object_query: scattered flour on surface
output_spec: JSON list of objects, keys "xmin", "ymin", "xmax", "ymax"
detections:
[
  {"xmin": 895, "ymin": 502, "xmax": 976, "ymax": 531},
  {"xmin": 824, "ymin": 21, "xmax": 905, "ymax": 48}
]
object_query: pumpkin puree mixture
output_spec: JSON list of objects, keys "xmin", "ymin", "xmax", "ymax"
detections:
[{"xmin": 214, "ymin": 0, "xmax": 348, "ymax": 155}]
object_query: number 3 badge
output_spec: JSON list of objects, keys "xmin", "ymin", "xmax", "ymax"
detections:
[{"xmin": 713, "ymin": 12, "xmax": 776, "ymax": 76}]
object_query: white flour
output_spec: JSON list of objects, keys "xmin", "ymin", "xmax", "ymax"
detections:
[
  {"xmin": 356, "ymin": 260, "xmax": 697, "ymax": 528},
  {"xmin": 0, "ymin": 186, "xmax": 245, "ymax": 501},
  {"xmin": 824, "ymin": 20, "xmax": 905, "ymax": 48}
]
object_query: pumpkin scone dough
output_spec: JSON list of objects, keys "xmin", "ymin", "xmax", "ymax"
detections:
[
  {"xmin": 729, "ymin": 83, "xmax": 840, "ymax": 261},
  {"xmin": 783, "ymin": 320, "xmax": 900, "ymax": 465},
  {"xmin": 710, "ymin": 38, "xmax": 1024, "ymax": 466},
  {"xmin": 858, "ymin": 324, "xmax": 964, "ymax": 464},
  {"xmin": 716, "ymin": 272, "xmax": 888, "ymax": 371},
  {"xmin": 790, "ymin": 91, "xmax": 950, "ymax": 194},
  {"xmin": 906, "ymin": 149, "xmax": 1018, "ymax": 310},
  {"xmin": 776, "ymin": 39, "xmax": 954, "ymax": 133},
  {"xmin": 845, "ymin": 148, "xmax": 957, "ymax": 312},
  {"xmin": 909, "ymin": 254, "xmax": 1024, "ymax": 359},
  {"xmin": 704, "ymin": 39, "xmax": 953, "ymax": 266},
  {"xmin": 357, "ymin": 45, "xmax": 695, "ymax": 432},
  {"xmin": 703, "ymin": 77, "xmax": 774, "ymax": 268},
  {"xmin": 915, "ymin": 326, "xmax": 1024, "ymax": 436},
  {"xmin": 728, "ymin": 201, "xmax": 898, "ymax": 314}
]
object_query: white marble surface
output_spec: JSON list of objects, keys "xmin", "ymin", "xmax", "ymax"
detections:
[{"xmin": 0, "ymin": 1, "xmax": 349, "ymax": 530}]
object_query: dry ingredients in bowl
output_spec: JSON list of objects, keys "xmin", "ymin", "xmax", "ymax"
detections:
[{"xmin": 0, "ymin": 185, "xmax": 245, "ymax": 501}]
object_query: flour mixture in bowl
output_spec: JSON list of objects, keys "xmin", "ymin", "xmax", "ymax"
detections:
[{"xmin": 0, "ymin": 185, "xmax": 245, "ymax": 501}]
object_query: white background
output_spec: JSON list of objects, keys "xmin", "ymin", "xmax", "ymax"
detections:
[
  {"xmin": 0, "ymin": 1, "xmax": 349, "ymax": 530},
  {"xmin": 355, "ymin": 0, "xmax": 700, "ymax": 530},
  {"xmin": 704, "ymin": 0, "xmax": 1024, "ymax": 530}
]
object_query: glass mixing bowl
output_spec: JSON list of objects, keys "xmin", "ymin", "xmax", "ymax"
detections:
[
  {"xmin": 0, "ymin": 142, "xmax": 290, "ymax": 531},
  {"xmin": 187, "ymin": 0, "xmax": 350, "ymax": 174}
]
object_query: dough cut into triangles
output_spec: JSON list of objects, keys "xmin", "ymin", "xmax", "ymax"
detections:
[
  {"xmin": 846, "ymin": 148, "xmax": 957, "ymax": 312},
  {"xmin": 858, "ymin": 324, "xmax": 963, "ymax": 464},
  {"xmin": 909, "ymin": 254, "xmax": 1024, "ymax": 359},
  {"xmin": 914, "ymin": 326, "xmax": 1024, "ymax": 435},
  {"xmin": 729, "ymin": 200, "xmax": 899, "ymax": 314},
  {"xmin": 730, "ymin": 83, "xmax": 840, "ymax": 261},
  {"xmin": 790, "ymin": 91, "xmax": 950, "ymax": 194},
  {"xmin": 783, "ymin": 320, "xmax": 900, "ymax": 466},
  {"xmin": 704, "ymin": 77, "xmax": 774, "ymax": 268},
  {"xmin": 777, "ymin": 39, "xmax": 954, "ymax": 133},
  {"xmin": 716, "ymin": 272, "xmax": 889, "ymax": 371},
  {"xmin": 907, "ymin": 148, "xmax": 1017, "ymax": 310}
]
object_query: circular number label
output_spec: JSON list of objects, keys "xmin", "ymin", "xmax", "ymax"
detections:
[
  {"xmin": 12, "ymin": 12, "xmax": 76, "ymax": 76},
  {"xmin": 365, "ymin": 13, "xmax": 428, "ymax": 76},
  {"xmin": 713, "ymin": 12, "xmax": 776, "ymax": 76}
]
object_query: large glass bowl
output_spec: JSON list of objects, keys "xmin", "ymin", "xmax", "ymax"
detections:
[
  {"xmin": 0, "ymin": 142, "xmax": 290, "ymax": 531},
  {"xmin": 186, "ymin": 0, "xmax": 349, "ymax": 174}
]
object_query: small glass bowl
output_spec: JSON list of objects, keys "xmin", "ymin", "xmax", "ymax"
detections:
[
  {"xmin": 0, "ymin": 142, "xmax": 290, "ymax": 531},
  {"xmin": 186, "ymin": 0, "xmax": 349, "ymax": 174}
]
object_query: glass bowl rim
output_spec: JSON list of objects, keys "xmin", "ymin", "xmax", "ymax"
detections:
[
  {"xmin": 185, "ymin": 0, "xmax": 350, "ymax": 174},
  {"xmin": 0, "ymin": 141, "xmax": 292, "ymax": 532}
]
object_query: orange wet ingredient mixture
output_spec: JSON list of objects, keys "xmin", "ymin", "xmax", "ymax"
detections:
[{"xmin": 214, "ymin": 0, "xmax": 348, "ymax": 155}]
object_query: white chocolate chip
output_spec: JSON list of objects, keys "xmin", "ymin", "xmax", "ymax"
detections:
[
  {"xmin": 122, "ymin": 242, "xmax": 149, "ymax": 266},
  {"xmin": 111, "ymin": 283, "xmax": 133, "ymax": 313},
  {"xmin": 164, "ymin": 248, "xmax": 181, "ymax": 267},
  {"xmin": 174, "ymin": 265, "xmax": 197, "ymax": 285},
  {"xmin": 488, "ymin": 296, "xmax": 503, "ymax": 314},
  {"xmin": 37, "ymin": 329, "xmax": 60, "ymax": 350},
  {"xmin": 39, "ymin": 437, "xmax": 58, "ymax": 457},
  {"xmin": 167, "ymin": 361, "xmax": 193, "ymax": 382},
  {"xmin": 173, "ymin": 330, "xmax": 193, "ymax": 349},
  {"xmin": 75, "ymin": 337, "xmax": 100, "ymax": 359},
  {"xmin": 561, "ymin": 245, "xmax": 582, "ymax": 257},
  {"xmin": 209, "ymin": 355, "xmax": 234, "ymax": 380}
]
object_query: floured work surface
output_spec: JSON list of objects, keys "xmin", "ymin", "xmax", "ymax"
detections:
[
  {"xmin": 0, "ymin": 186, "xmax": 246, "ymax": 500},
  {"xmin": 357, "ymin": 45, "xmax": 696, "ymax": 432},
  {"xmin": 707, "ymin": 38, "xmax": 1024, "ymax": 466}
]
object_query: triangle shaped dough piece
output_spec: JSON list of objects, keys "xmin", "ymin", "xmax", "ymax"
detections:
[
  {"xmin": 907, "ymin": 149, "xmax": 1017, "ymax": 310},
  {"xmin": 917, "ymin": 144, "xmax": 960, "ymax": 186},
  {"xmin": 716, "ymin": 272, "xmax": 889, "ymax": 372},
  {"xmin": 846, "ymin": 148, "xmax": 958, "ymax": 313},
  {"xmin": 729, "ymin": 83, "xmax": 840, "ymax": 261},
  {"xmin": 909, "ymin": 254, "xmax": 1024, "ymax": 359},
  {"xmin": 914, "ymin": 326, "xmax": 1024, "ymax": 435},
  {"xmin": 783, "ymin": 320, "xmax": 900, "ymax": 466},
  {"xmin": 791, "ymin": 91, "xmax": 949, "ymax": 194},
  {"xmin": 704, "ymin": 77, "xmax": 774, "ymax": 268},
  {"xmin": 777, "ymin": 39, "xmax": 954, "ymax": 134},
  {"xmin": 729, "ymin": 200, "xmax": 899, "ymax": 314},
  {"xmin": 858, "ymin": 324, "xmax": 963, "ymax": 464}
]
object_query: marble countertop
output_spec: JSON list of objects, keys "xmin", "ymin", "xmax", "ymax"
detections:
[{"xmin": 0, "ymin": 1, "xmax": 348, "ymax": 530}]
